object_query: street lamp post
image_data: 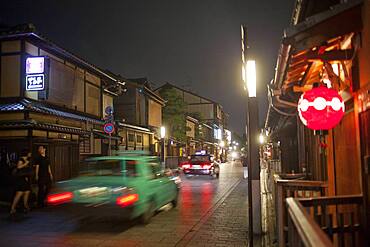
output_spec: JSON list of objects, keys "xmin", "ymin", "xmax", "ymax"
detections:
[
  {"xmin": 160, "ymin": 126, "xmax": 166, "ymax": 167},
  {"xmin": 241, "ymin": 25, "xmax": 261, "ymax": 244}
]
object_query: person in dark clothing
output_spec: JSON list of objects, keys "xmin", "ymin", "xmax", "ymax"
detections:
[
  {"xmin": 34, "ymin": 145, "xmax": 53, "ymax": 207},
  {"xmin": 10, "ymin": 151, "xmax": 32, "ymax": 216}
]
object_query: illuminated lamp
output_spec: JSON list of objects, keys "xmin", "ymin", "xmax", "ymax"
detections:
[{"xmin": 298, "ymin": 86, "xmax": 344, "ymax": 130}]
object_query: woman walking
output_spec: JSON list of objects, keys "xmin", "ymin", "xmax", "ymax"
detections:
[{"xmin": 10, "ymin": 150, "xmax": 32, "ymax": 216}]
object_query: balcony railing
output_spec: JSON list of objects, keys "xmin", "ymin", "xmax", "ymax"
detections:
[
  {"xmin": 298, "ymin": 194, "xmax": 364, "ymax": 247},
  {"xmin": 274, "ymin": 177, "xmax": 328, "ymax": 246},
  {"xmin": 286, "ymin": 197, "xmax": 333, "ymax": 247}
]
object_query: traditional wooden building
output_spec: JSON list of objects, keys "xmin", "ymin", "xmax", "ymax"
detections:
[
  {"xmin": 0, "ymin": 25, "xmax": 159, "ymax": 182},
  {"xmin": 155, "ymin": 82, "xmax": 228, "ymax": 157},
  {"xmin": 113, "ymin": 77, "xmax": 164, "ymax": 153},
  {"xmin": 264, "ymin": 0, "xmax": 369, "ymax": 245}
]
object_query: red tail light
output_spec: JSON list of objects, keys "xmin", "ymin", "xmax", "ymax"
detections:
[
  {"xmin": 202, "ymin": 164, "xmax": 211, "ymax": 169},
  {"xmin": 182, "ymin": 164, "xmax": 191, "ymax": 169},
  {"xmin": 47, "ymin": 192, "xmax": 73, "ymax": 204},
  {"xmin": 116, "ymin": 194, "xmax": 139, "ymax": 207}
]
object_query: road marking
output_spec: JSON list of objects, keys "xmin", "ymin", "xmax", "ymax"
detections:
[{"xmin": 175, "ymin": 178, "xmax": 242, "ymax": 247}]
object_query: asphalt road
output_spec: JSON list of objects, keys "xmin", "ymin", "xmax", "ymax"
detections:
[{"xmin": 0, "ymin": 161, "xmax": 247, "ymax": 247}]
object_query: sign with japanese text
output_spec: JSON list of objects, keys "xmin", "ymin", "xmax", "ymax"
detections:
[
  {"xmin": 26, "ymin": 74, "xmax": 45, "ymax": 91},
  {"xmin": 26, "ymin": 57, "xmax": 45, "ymax": 74},
  {"xmin": 25, "ymin": 56, "xmax": 47, "ymax": 92}
]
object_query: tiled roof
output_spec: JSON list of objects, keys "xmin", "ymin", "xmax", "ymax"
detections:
[
  {"xmin": 0, "ymin": 102, "xmax": 25, "ymax": 111},
  {"xmin": 0, "ymin": 120, "xmax": 90, "ymax": 136},
  {"xmin": 0, "ymin": 99, "xmax": 103, "ymax": 124}
]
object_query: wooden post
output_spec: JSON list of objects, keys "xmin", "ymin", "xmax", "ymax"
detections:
[{"xmin": 277, "ymin": 183, "xmax": 285, "ymax": 247}]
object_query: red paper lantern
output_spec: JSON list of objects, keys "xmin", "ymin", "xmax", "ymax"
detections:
[{"xmin": 298, "ymin": 86, "xmax": 345, "ymax": 130}]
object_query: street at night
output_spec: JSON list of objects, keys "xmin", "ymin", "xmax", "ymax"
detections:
[
  {"xmin": 0, "ymin": 1, "xmax": 370, "ymax": 246},
  {"xmin": 0, "ymin": 161, "xmax": 248, "ymax": 247}
]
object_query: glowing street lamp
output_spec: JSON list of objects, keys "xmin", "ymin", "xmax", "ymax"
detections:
[
  {"xmin": 160, "ymin": 126, "xmax": 166, "ymax": 138},
  {"xmin": 245, "ymin": 60, "xmax": 256, "ymax": 97},
  {"xmin": 259, "ymin": 134, "xmax": 265, "ymax": 144},
  {"xmin": 241, "ymin": 25, "xmax": 260, "ymax": 238}
]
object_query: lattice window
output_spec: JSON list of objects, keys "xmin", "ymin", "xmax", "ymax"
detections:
[{"xmin": 79, "ymin": 136, "xmax": 91, "ymax": 154}]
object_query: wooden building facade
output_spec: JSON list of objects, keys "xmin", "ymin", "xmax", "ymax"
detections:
[{"xmin": 264, "ymin": 0, "xmax": 369, "ymax": 245}]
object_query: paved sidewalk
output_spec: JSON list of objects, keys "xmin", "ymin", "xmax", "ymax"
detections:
[{"xmin": 182, "ymin": 179, "xmax": 249, "ymax": 247}]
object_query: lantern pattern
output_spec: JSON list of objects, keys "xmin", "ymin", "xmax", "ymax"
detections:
[{"xmin": 298, "ymin": 86, "xmax": 345, "ymax": 130}]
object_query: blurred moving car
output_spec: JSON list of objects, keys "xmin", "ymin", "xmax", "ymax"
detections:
[
  {"xmin": 164, "ymin": 168, "xmax": 182, "ymax": 189},
  {"xmin": 47, "ymin": 154, "xmax": 179, "ymax": 224},
  {"xmin": 179, "ymin": 153, "xmax": 220, "ymax": 178}
]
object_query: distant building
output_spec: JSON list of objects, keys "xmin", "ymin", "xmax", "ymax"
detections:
[
  {"xmin": 155, "ymin": 82, "xmax": 229, "ymax": 157},
  {"xmin": 113, "ymin": 77, "xmax": 164, "ymax": 153}
]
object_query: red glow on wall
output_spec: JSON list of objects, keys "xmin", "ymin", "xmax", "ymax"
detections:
[{"xmin": 298, "ymin": 86, "xmax": 345, "ymax": 130}]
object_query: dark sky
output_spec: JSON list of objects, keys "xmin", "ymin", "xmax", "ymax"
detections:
[{"xmin": 1, "ymin": 0, "xmax": 295, "ymax": 135}]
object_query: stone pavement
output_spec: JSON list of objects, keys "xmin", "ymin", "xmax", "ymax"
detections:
[{"xmin": 178, "ymin": 179, "xmax": 249, "ymax": 247}]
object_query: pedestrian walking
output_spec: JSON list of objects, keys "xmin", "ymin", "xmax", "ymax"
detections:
[
  {"xmin": 9, "ymin": 150, "xmax": 32, "ymax": 216},
  {"xmin": 34, "ymin": 145, "xmax": 53, "ymax": 207}
]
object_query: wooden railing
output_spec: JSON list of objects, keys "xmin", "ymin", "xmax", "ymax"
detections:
[
  {"xmin": 274, "ymin": 177, "xmax": 328, "ymax": 246},
  {"xmin": 286, "ymin": 197, "xmax": 334, "ymax": 247},
  {"xmin": 298, "ymin": 195, "xmax": 364, "ymax": 247}
]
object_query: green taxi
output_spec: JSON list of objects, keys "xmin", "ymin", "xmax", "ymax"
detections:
[{"xmin": 48, "ymin": 153, "xmax": 179, "ymax": 223}]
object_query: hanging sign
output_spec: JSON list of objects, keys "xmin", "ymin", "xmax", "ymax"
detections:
[
  {"xmin": 25, "ymin": 56, "xmax": 47, "ymax": 91},
  {"xmin": 298, "ymin": 86, "xmax": 345, "ymax": 130}
]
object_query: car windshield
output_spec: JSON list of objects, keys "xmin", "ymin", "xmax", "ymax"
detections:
[
  {"xmin": 80, "ymin": 159, "xmax": 138, "ymax": 177},
  {"xmin": 190, "ymin": 155, "xmax": 210, "ymax": 162}
]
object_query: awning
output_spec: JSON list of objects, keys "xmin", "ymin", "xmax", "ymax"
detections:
[
  {"xmin": 284, "ymin": 0, "xmax": 362, "ymax": 51},
  {"xmin": 273, "ymin": 0, "xmax": 362, "ymax": 92}
]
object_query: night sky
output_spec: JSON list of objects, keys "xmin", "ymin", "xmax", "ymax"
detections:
[{"xmin": 1, "ymin": 0, "xmax": 295, "ymax": 135}]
